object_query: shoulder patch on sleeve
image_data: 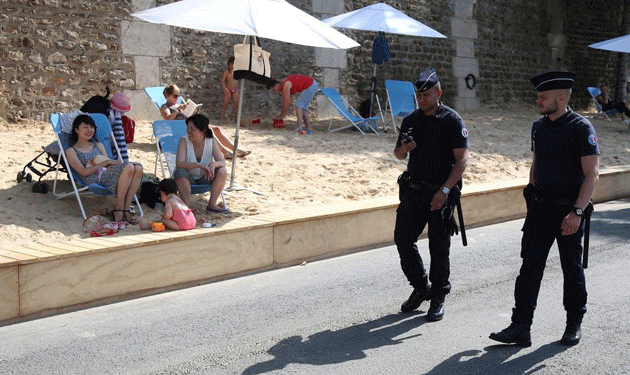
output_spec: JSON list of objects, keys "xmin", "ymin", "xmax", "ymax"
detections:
[
  {"xmin": 461, "ymin": 128, "xmax": 469, "ymax": 138},
  {"xmin": 588, "ymin": 134, "xmax": 598, "ymax": 146}
]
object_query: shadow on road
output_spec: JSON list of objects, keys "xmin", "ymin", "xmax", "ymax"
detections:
[
  {"xmin": 589, "ymin": 201, "xmax": 630, "ymax": 240},
  {"xmin": 425, "ymin": 342, "xmax": 569, "ymax": 375},
  {"xmin": 242, "ymin": 312, "xmax": 425, "ymax": 374}
]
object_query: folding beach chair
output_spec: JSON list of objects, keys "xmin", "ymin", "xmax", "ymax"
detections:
[
  {"xmin": 152, "ymin": 120, "xmax": 227, "ymax": 209},
  {"xmin": 144, "ymin": 86, "xmax": 184, "ymax": 110},
  {"xmin": 50, "ymin": 113, "xmax": 144, "ymax": 220},
  {"xmin": 384, "ymin": 80, "xmax": 418, "ymax": 134},
  {"xmin": 587, "ymin": 87, "xmax": 622, "ymax": 121},
  {"xmin": 320, "ymin": 87, "xmax": 379, "ymax": 134}
]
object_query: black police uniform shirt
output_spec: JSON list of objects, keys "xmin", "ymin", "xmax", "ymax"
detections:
[
  {"xmin": 531, "ymin": 108, "xmax": 600, "ymax": 200},
  {"xmin": 398, "ymin": 103, "xmax": 469, "ymax": 184}
]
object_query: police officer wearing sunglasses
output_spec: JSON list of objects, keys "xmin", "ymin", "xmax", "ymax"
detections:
[{"xmin": 393, "ymin": 68, "xmax": 469, "ymax": 321}]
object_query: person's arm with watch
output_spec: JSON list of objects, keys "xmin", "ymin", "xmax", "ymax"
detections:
[
  {"xmin": 430, "ymin": 147, "xmax": 469, "ymax": 211},
  {"xmin": 561, "ymin": 154, "xmax": 599, "ymax": 236}
]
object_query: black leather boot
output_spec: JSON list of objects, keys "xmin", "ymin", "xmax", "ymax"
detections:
[
  {"xmin": 489, "ymin": 323, "xmax": 532, "ymax": 347},
  {"xmin": 560, "ymin": 314, "xmax": 583, "ymax": 346},
  {"xmin": 426, "ymin": 297, "xmax": 445, "ymax": 322},
  {"xmin": 400, "ymin": 286, "xmax": 431, "ymax": 313}
]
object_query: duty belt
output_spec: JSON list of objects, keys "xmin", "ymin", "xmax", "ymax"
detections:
[
  {"xmin": 526, "ymin": 185, "xmax": 574, "ymax": 206},
  {"xmin": 408, "ymin": 181, "xmax": 441, "ymax": 191}
]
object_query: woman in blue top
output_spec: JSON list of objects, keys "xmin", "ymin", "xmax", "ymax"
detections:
[{"xmin": 65, "ymin": 114, "xmax": 144, "ymax": 228}]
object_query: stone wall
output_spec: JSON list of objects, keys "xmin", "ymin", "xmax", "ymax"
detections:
[
  {"xmin": 564, "ymin": 0, "xmax": 625, "ymax": 109},
  {"xmin": 0, "ymin": 0, "xmax": 136, "ymax": 122},
  {"xmin": 0, "ymin": 0, "xmax": 628, "ymax": 123},
  {"xmin": 475, "ymin": 0, "xmax": 550, "ymax": 108}
]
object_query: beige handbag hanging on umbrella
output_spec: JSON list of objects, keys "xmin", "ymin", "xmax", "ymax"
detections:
[{"xmin": 233, "ymin": 36, "xmax": 272, "ymax": 86}]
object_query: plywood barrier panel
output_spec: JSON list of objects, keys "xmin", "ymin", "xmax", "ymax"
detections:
[
  {"xmin": 18, "ymin": 227, "xmax": 273, "ymax": 316},
  {"xmin": 593, "ymin": 169, "xmax": 630, "ymax": 202},
  {"xmin": 0, "ymin": 267, "xmax": 19, "ymax": 322},
  {"xmin": 273, "ymin": 208, "xmax": 396, "ymax": 265},
  {"xmin": 462, "ymin": 186, "xmax": 527, "ymax": 226}
]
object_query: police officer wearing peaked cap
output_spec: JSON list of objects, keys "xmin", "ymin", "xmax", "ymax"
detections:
[
  {"xmin": 490, "ymin": 71, "xmax": 600, "ymax": 347},
  {"xmin": 393, "ymin": 68, "xmax": 469, "ymax": 321}
]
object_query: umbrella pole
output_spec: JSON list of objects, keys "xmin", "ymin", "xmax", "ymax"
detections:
[
  {"xmin": 225, "ymin": 79, "xmax": 267, "ymax": 196},
  {"xmin": 228, "ymin": 79, "xmax": 245, "ymax": 189},
  {"xmin": 369, "ymin": 65, "xmax": 376, "ymax": 116}
]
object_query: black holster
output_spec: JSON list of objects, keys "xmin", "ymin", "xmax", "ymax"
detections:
[
  {"xmin": 397, "ymin": 171, "xmax": 411, "ymax": 201},
  {"xmin": 441, "ymin": 185, "xmax": 461, "ymax": 236}
]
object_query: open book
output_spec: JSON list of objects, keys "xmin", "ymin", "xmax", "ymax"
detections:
[{"xmin": 170, "ymin": 99, "xmax": 202, "ymax": 118}]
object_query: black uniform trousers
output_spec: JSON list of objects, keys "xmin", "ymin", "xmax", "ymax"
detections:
[
  {"xmin": 512, "ymin": 201, "xmax": 587, "ymax": 326},
  {"xmin": 394, "ymin": 189, "xmax": 451, "ymax": 299}
]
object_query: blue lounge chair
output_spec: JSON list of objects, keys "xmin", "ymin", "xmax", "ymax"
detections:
[
  {"xmin": 152, "ymin": 120, "xmax": 227, "ymax": 209},
  {"xmin": 320, "ymin": 87, "xmax": 379, "ymax": 134},
  {"xmin": 50, "ymin": 113, "xmax": 143, "ymax": 220},
  {"xmin": 587, "ymin": 87, "xmax": 621, "ymax": 121},
  {"xmin": 384, "ymin": 80, "xmax": 418, "ymax": 134}
]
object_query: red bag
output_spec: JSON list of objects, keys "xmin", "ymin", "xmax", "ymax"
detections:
[{"xmin": 122, "ymin": 115, "xmax": 135, "ymax": 143}]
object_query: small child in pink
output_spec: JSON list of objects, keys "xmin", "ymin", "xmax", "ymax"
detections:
[
  {"xmin": 158, "ymin": 178, "xmax": 196, "ymax": 231},
  {"xmin": 219, "ymin": 55, "xmax": 239, "ymax": 122}
]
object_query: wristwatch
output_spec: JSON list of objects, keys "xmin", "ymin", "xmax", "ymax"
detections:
[
  {"xmin": 442, "ymin": 186, "xmax": 450, "ymax": 194},
  {"xmin": 573, "ymin": 207, "xmax": 584, "ymax": 216}
]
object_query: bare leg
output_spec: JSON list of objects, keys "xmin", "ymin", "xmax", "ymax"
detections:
[
  {"xmin": 162, "ymin": 217, "xmax": 180, "ymax": 230},
  {"xmin": 231, "ymin": 91, "xmax": 239, "ymax": 121},
  {"xmin": 115, "ymin": 164, "xmax": 135, "ymax": 212},
  {"xmin": 123, "ymin": 164, "xmax": 143, "ymax": 210},
  {"xmin": 175, "ymin": 177, "xmax": 192, "ymax": 207},
  {"xmin": 302, "ymin": 109, "xmax": 312, "ymax": 132},
  {"xmin": 294, "ymin": 107, "xmax": 304, "ymax": 131},
  {"xmin": 210, "ymin": 125, "xmax": 248, "ymax": 157},
  {"xmin": 219, "ymin": 91, "xmax": 230, "ymax": 121},
  {"xmin": 210, "ymin": 125, "xmax": 235, "ymax": 153},
  {"xmin": 207, "ymin": 166, "xmax": 227, "ymax": 210}
]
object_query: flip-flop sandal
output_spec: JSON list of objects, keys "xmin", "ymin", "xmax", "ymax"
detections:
[
  {"xmin": 205, "ymin": 206, "xmax": 230, "ymax": 214},
  {"xmin": 237, "ymin": 150, "xmax": 251, "ymax": 158}
]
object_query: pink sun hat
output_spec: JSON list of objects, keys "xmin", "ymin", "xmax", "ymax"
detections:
[{"xmin": 110, "ymin": 92, "xmax": 131, "ymax": 112}]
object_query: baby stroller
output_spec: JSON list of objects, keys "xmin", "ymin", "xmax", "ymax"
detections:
[{"xmin": 17, "ymin": 141, "xmax": 67, "ymax": 194}]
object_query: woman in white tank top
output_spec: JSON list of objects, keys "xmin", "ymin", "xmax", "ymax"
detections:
[{"xmin": 173, "ymin": 114, "xmax": 229, "ymax": 214}]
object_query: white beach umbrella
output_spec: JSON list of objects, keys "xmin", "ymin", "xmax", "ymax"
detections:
[
  {"xmin": 132, "ymin": 0, "xmax": 359, "ymax": 192},
  {"xmin": 323, "ymin": 3, "xmax": 445, "ymax": 130},
  {"xmin": 589, "ymin": 34, "xmax": 630, "ymax": 53},
  {"xmin": 132, "ymin": 0, "xmax": 359, "ymax": 49},
  {"xmin": 322, "ymin": 2, "xmax": 446, "ymax": 38}
]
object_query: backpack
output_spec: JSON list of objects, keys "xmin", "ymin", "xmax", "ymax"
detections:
[
  {"xmin": 138, "ymin": 174, "xmax": 161, "ymax": 209},
  {"xmin": 122, "ymin": 115, "xmax": 135, "ymax": 144},
  {"xmin": 80, "ymin": 87, "xmax": 111, "ymax": 117}
]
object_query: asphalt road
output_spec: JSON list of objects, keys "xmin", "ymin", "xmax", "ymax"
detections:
[{"xmin": 1, "ymin": 199, "xmax": 629, "ymax": 375}]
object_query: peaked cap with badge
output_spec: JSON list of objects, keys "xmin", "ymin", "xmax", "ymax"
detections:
[
  {"xmin": 415, "ymin": 68, "xmax": 439, "ymax": 92},
  {"xmin": 530, "ymin": 71, "xmax": 576, "ymax": 92}
]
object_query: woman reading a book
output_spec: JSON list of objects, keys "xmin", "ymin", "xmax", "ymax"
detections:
[{"xmin": 160, "ymin": 84, "xmax": 251, "ymax": 159}]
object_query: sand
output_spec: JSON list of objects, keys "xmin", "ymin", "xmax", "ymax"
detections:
[{"xmin": 2, "ymin": 107, "xmax": 629, "ymax": 247}]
